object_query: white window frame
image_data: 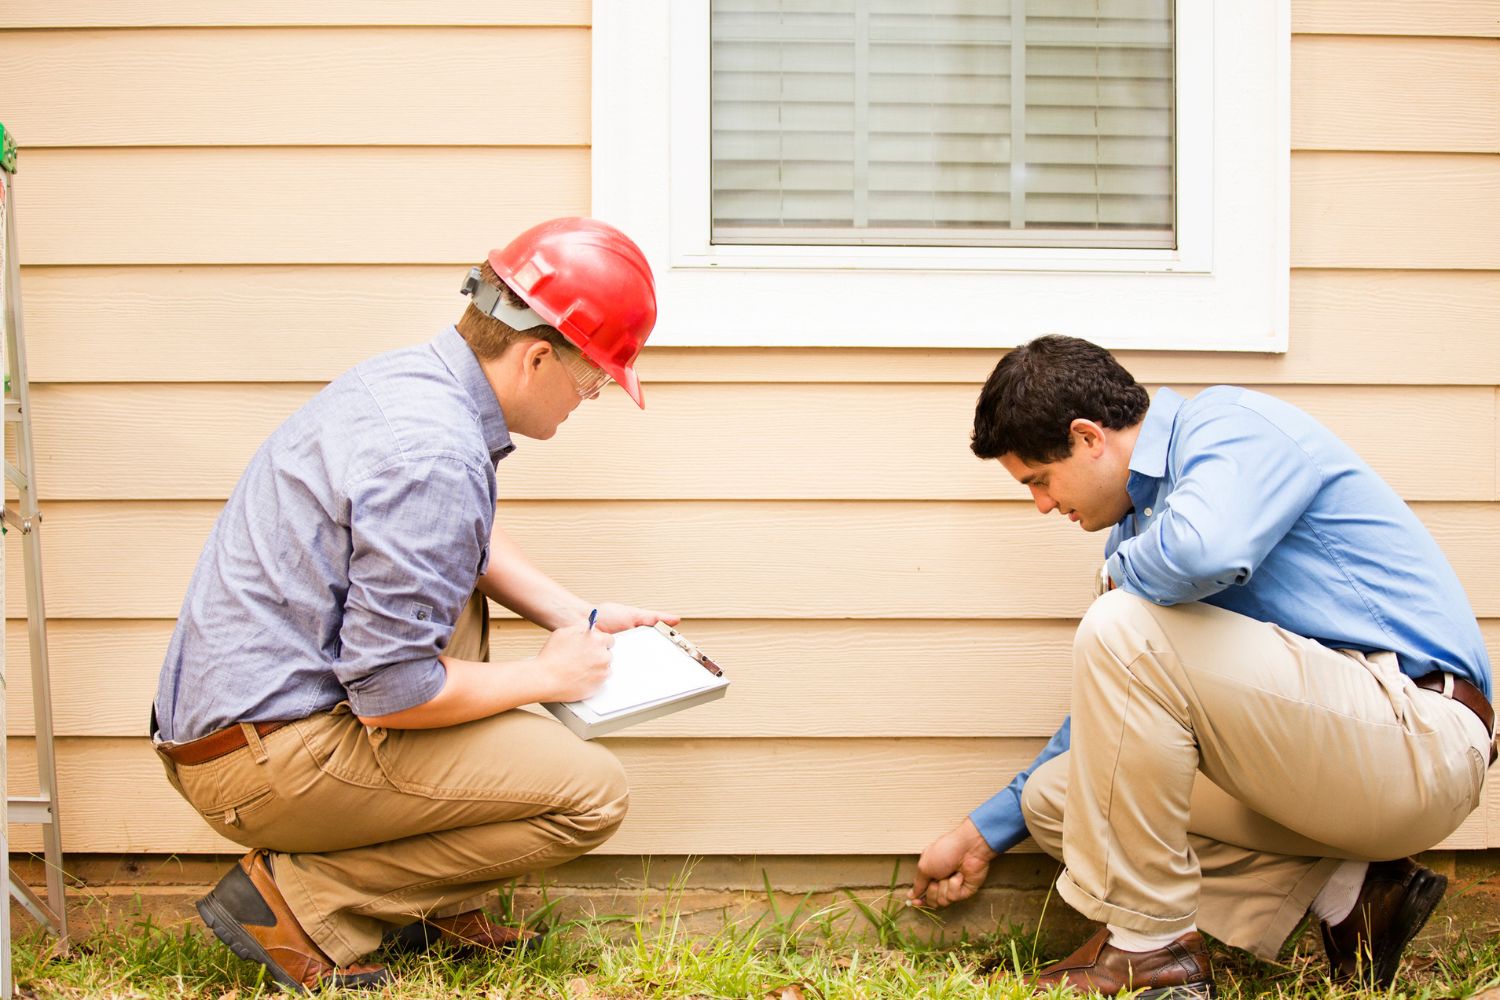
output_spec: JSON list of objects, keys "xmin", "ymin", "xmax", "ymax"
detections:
[{"xmin": 593, "ymin": 1, "xmax": 1290, "ymax": 352}]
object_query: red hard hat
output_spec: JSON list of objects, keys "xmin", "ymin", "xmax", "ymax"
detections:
[{"xmin": 489, "ymin": 217, "xmax": 657, "ymax": 408}]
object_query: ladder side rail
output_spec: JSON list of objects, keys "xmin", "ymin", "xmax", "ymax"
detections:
[
  {"xmin": 1, "ymin": 158, "xmax": 15, "ymax": 1000},
  {"xmin": 3, "ymin": 155, "xmax": 68, "ymax": 968},
  {"xmin": 3, "ymin": 171, "xmax": 65, "ymax": 945}
]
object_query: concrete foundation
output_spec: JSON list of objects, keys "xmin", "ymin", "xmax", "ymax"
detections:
[{"xmin": 10, "ymin": 850, "xmax": 1500, "ymax": 956}]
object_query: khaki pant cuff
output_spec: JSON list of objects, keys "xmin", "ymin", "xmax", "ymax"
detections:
[
  {"xmin": 1056, "ymin": 869, "xmax": 1198, "ymax": 937},
  {"xmin": 1246, "ymin": 856, "xmax": 1343, "ymax": 962},
  {"xmin": 272, "ymin": 853, "xmax": 363, "ymax": 968},
  {"xmin": 430, "ymin": 892, "xmax": 492, "ymax": 920}
]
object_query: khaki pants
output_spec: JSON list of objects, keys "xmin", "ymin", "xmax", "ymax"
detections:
[
  {"xmin": 1020, "ymin": 591, "xmax": 1490, "ymax": 960},
  {"xmin": 158, "ymin": 592, "xmax": 629, "ymax": 965}
]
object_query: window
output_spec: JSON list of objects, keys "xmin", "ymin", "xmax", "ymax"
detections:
[
  {"xmin": 594, "ymin": 1, "xmax": 1288, "ymax": 351},
  {"xmin": 710, "ymin": 2, "xmax": 1175, "ymax": 250}
]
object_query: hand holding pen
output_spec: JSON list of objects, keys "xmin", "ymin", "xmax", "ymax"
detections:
[
  {"xmin": 584, "ymin": 602, "xmax": 682, "ymax": 634},
  {"xmin": 537, "ymin": 611, "xmax": 614, "ymax": 703}
]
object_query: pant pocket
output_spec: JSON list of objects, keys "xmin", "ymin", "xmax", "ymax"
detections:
[
  {"xmin": 292, "ymin": 709, "xmax": 390, "ymax": 789},
  {"xmin": 1465, "ymin": 746, "xmax": 1487, "ymax": 813},
  {"xmin": 364, "ymin": 727, "xmax": 438, "ymax": 796},
  {"xmin": 170, "ymin": 751, "xmax": 279, "ymax": 837}
]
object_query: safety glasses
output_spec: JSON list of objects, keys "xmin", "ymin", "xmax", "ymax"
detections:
[{"xmin": 555, "ymin": 344, "xmax": 612, "ymax": 400}]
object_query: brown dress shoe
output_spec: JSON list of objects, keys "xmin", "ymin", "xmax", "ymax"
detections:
[
  {"xmin": 386, "ymin": 908, "xmax": 544, "ymax": 956},
  {"xmin": 196, "ymin": 849, "xmax": 389, "ymax": 994},
  {"xmin": 427, "ymin": 909, "xmax": 544, "ymax": 951},
  {"xmin": 1321, "ymin": 858, "xmax": 1447, "ymax": 989},
  {"xmin": 1030, "ymin": 926, "xmax": 1216, "ymax": 999}
]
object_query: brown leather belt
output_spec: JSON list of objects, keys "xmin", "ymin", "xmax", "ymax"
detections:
[
  {"xmin": 1413, "ymin": 671, "xmax": 1497, "ymax": 765},
  {"xmin": 157, "ymin": 720, "xmax": 290, "ymax": 767}
]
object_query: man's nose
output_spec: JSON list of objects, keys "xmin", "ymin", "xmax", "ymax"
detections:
[{"xmin": 1030, "ymin": 487, "xmax": 1056, "ymax": 514}]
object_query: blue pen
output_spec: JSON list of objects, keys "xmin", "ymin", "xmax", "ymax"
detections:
[{"xmin": 587, "ymin": 608, "xmax": 598, "ymax": 631}]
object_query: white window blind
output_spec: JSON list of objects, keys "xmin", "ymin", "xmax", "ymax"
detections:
[{"xmin": 710, "ymin": 0, "xmax": 1175, "ymax": 249}]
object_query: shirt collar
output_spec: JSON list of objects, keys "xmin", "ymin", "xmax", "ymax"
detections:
[
  {"xmin": 433, "ymin": 325, "xmax": 516, "ymax": 465},
  {"xmin": 1124, "ymin": 386, "xmax": 1184, "ymax": 512}
]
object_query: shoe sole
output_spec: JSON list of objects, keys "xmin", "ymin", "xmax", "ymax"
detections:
[
  {"xmin": 1370, "ymin": 868, "xmax": 1448, "ymax": 989},
  {"xmin": 1136, "ymin": 984, "xmax": 1217, "ymax": 1000},
  {"xmin": 196, "ymin": 893, "xmax": 309, "ymax": 995}
]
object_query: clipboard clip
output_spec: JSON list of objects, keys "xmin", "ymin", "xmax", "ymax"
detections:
[{"xmin": 652, "ymin": 621, "xmax": 724, "ymax": 677}]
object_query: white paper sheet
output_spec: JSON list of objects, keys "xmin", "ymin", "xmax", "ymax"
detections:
[{"xmin": 579, "ymin": 625, "xmax": 720, "ymax": 716}]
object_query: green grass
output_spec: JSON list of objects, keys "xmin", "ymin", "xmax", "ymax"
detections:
[{"xmin": 10, "ymin": 890, "xmax": 1500, "ymax": 1000}]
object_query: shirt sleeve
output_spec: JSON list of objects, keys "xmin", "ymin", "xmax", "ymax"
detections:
[
  {"xmin": 969, "ymin": 716, "xmax": 1072, "ymax": 853},
  {"xmin": 336, "ymin": 454, "xmax": 493, "ymax": 718},
  {"xmin": 1107, "ymin": 404, "xmax": 1322, "ymax": 606}
]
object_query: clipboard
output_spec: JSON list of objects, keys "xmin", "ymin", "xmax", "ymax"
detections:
[{"xmin": 542, "ymin": 622, "xmax": 729, "ymax": 739}]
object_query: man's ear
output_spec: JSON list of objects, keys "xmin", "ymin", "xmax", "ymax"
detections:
[
  {"xmin": 1070, "ymin": 418, "xmax": 1107, "ymax": 456},
  {"xmin": 519, "ymin": 338, "xmax": 554, "ymax": 379}
]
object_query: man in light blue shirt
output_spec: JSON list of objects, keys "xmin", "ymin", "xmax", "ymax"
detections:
[{"xmin": 908, "ymin": 336, "xmax": 1493, "ymax": 997}]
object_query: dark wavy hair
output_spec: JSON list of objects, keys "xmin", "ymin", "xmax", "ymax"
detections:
[{"xmin": 971, "ymin": 335, "xmax": 1149, "ymax": 463}]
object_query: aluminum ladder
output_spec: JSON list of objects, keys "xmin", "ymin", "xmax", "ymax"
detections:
[{"xmin": 0, "ymin": 121, "xmax": 69, "ymax": 999}]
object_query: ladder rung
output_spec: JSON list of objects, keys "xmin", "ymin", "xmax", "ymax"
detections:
[
  {"xmin": 7, "ymin": 796, "xmax": 55, "ymax": 825},
  {"xmin": 2, "ymin": 505, "xmax": 37, "ymax": 534},
  {"xmin": 4, "ymin": 398, "xmax": 19, "ymax": 422}
]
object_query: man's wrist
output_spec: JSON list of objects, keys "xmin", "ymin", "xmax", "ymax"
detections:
[{"xmin": 961, "ymin": 818, "xmax": 1000, "ymax": 859}]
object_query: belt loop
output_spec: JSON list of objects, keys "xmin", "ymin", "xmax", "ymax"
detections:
[
  {"xmin": 240, "ymin": 722, "xmax": 270, "ymax": 765},
  {"xmin": 1442, "ymin": 673, "xmax": 1455, "ymax": 699}
]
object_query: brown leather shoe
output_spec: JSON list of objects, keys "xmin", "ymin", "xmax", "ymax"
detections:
[
  {"xmin": 1321, "ymin": 858, "xmax": 1447, "ymax": 988},
  {"xmin": 1030, "ymin": 926, "xmax": 1216, "ymax": 998},
  {"xmin": 196, "ymin": 849, "xmax": 389, "ymax": 994},
  {"xmin": 386, "ymin": 908, "xmax": 544, "ymax": 956}
]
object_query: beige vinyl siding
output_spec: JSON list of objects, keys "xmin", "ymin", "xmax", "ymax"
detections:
[
  {"xmin": 3, "ymin": 4, "xmax": 1498, "ymax": 857},
  {"xmin": 12, "ymin": 384, "xmax": 1499, "ymax": 501},
  {"xmin": 12, "ymin": 499, "xmax": 1500, "ymax": 618},
  {"xmin": 17, "ymin": 269, "xmax": 1500, "ymax": 385},
  {"xmin": 11, "ymin": 153, "xmax": 1500, "ymax": 286},
  {"xmin": 5, "ymin": 736, "xmax": 1499, "ymax": 857},
  {"xmin": 0, "ymin": 4, "xmax": 593, "ymax": 29},
  {"xmin": 1292, "ymin": 2, "xmax": 1500, "ymax": 37},
  {"xmin": 0, "ymin": 738, "xmax": 1079, "ymax": 855},
  {"xmin": 1293, "ymin": 37, "xmax": 1500, "ymax": 152},
  {"xmin": 1, "ymin": 29, "xmax": 590, "ymax": 147},
  {"xmin": 12, "ymin": 148, "xmax": 591, "ymax": 265}
]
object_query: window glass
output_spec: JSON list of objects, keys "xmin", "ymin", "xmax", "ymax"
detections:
[{"xmin": 710, "ymin": 0, "xmax": 1175, "ymax": 249}]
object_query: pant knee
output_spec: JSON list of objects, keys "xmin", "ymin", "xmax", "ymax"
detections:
[
  {"xmin": 569, "ymin": 747, "xmax": 630, "ymax": 848},
  {"xmin": 1074, "ymin": 589, "xmax": 1157, "ymax": 676},
  {"xmin": 1014, "ymin": 758, "xmax": 1074, "ymax": 863},
  {"xmin": 1020, "ymin": 756, "xmax": 1068, "ymax": 856},
  {"xmin": 1019, "ymin": 776, "xmax": 1057, "ymax": 831}
]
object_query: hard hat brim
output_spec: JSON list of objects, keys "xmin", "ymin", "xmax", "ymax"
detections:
[{"xmin": 608, "ymin": 363, "xmax": 644, "ymax": 408}]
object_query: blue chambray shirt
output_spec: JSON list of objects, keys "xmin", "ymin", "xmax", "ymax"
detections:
[
  {"xmin": 970, "ymin": 386, "xmax": 1492, "ymax": 852},
  {"xmin": 154, "ymin": 327, "xmax": 515, "ymax": 743}
]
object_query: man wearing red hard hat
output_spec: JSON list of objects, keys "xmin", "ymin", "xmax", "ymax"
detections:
[{"xmin": 152, "ymin": 218, "xmax": 673, "ymax": 991}]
